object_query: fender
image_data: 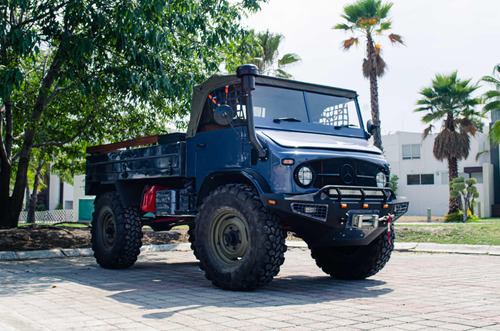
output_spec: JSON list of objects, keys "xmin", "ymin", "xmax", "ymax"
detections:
[{"xmin": 196, "ymin": 170, "xmax": 271, "ymax": 206}]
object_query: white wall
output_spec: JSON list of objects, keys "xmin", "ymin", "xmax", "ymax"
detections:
[
  {"xmin": 383, "ymin": 131, "xmax": 489, "ymax": 216},
  {"xmin": 48, "ymin": 174, "xmax": 74, "ymax": 210}
]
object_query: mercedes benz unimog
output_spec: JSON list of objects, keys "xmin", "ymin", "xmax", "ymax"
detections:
[{"xmin": 85, "ymin": 65, "xmax": 409, "ymax": 290}]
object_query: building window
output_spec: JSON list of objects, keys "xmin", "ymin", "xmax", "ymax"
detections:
[
  {"xmin": 420, "ymin": 174, "xmax": 434, "ymax": 185},
  {"xmin": 407, "ymin": 174, "xmax": 420, "ymax": 185},
  {"xmin": 402, "ymin": 144, "xmax": 420, "ymax": 160},
  {"xmin": 407, "ymin": 174, "xmax": 434, "ymax": 185}
]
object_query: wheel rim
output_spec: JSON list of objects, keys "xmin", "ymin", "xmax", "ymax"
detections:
[
  {"xmin": 99, "ymin": 209, "xmax": 116, "ymax": 249},
  {"xmin": 210, "ymin": 210, "xmax": 249, "ymax": 266}
]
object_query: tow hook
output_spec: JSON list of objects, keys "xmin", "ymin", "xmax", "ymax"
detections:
[{"xmin": 379, "ymin": 214, "xmax": 394, "ymax": 245}]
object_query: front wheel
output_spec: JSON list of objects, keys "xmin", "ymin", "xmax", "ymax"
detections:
[
  {"xmin": 311, "ymin": 225, "xmax": 395, "ymax": 280},
  {"xmin": 91, "ymin": 192, "xmax": 143, "ymax": 269},
  {"xmin": 194, "ymin": 184, "xmax": 287, "ymax": 290}
]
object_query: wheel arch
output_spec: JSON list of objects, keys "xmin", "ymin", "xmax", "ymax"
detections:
[{"xmin": 196, "ymin": 170, "xmax": 271, "ymax": 206}]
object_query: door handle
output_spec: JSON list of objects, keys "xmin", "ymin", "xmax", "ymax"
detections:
[{"xmin": 197, "ymin": 143, "xmax": 206, "ymax": 148}]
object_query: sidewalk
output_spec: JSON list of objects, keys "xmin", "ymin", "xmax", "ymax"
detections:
[{"xmin": 1, "ymin": 241, "xmax": 499, "ymax": 261}]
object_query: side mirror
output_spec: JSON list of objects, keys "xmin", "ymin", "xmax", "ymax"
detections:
[
  {"xmin": 213, "ymin": 105, "xmax": 235, "ymax": 126},
  {"xmin": 366, "ymin": 120, "xmax": 378, "ymax": 136}
]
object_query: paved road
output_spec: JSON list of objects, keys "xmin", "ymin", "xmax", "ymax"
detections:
[{"xmin": 0, "ymin": 248, "xmax": 499, "ymax": 330}]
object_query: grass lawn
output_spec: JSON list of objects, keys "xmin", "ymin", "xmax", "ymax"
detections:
[{"xmin": 395, "ymin": 219, "xmax": 500, "ymax": 245}]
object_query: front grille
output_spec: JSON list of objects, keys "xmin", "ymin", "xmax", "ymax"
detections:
[
  {"xmin": 291, "ymin": 203, "xmax": 328, "ymax": 222},
  {"xmin": 327, "ymin": 187, "xmax": 391, "ymax": 200},
  {"xmin": 308, "ymin": 158, "xmax": 386, "ymax": 188}
]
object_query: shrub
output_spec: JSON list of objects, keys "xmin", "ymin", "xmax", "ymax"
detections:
[
  {"xmin": 445, "ymin": 210, "xmax": 475, "ymax": 223},
  {"xmin": 35, "ymin": 204, "xmax": 46, "ymax": 211}
]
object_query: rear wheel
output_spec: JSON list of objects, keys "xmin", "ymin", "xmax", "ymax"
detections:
[
  {"xmin": 91, "ymin": 192, "xmax": 143, "ymax": 269},
  {"xmin": 194, "ymin": 184, "xmax": 287, "ymax": 290},
  {"xmin": 311, "ymin": 225, "xmax": 395, "ymax": 280}
]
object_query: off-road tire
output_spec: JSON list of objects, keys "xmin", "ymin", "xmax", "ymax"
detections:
[
  {"xmin": 194, "ymin": 184, "xmax": 287, "ymax": 291},
  {"xmin": 188, "ymin": 224, "xmax": 199, "ymax": 260},
  {"xmin": 311, "ymin": 225, "xmax": 395, "ymax": 280},
  {"xmin": 91, "ymin": 192, "xmax": 143, "ymax": 269}
]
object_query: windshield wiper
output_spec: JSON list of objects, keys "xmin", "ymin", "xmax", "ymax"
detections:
[
  {"xmin": 334, "ymin": 124, "xmax": 357, "ymax": 129},
  {"xmin": 273, "ymin": 117, "xmax": 302, "ymax": 123}
]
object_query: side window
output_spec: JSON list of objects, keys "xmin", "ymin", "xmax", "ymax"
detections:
[{"xmin": 198, "ymin": 84, "xmax": 244, "ymax": 132}]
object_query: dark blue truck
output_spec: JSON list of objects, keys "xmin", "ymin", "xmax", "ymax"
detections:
[{"xmin": 86, "ymin": 65, "xmax": 408, "ymax": 290}]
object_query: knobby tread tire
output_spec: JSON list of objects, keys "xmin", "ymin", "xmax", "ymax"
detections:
[
  {"xmin": 91, "ymin": 192, "xmax": 143, "ymax": 269},
  {"xmin": 311, "ymin": 225, "xmax": 395, "ymax": 280},
  {"xmin": 194, "ymin": 184, "xmax": 287, "ymax": 291}
]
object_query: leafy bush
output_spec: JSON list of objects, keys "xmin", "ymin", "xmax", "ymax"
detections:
[
  {"xmin": 55, "ymin": 203, "xmax": 63, "ymax": 210},
  {"xmin": 445, "ymin": 210, "xmax": 475, "ymax": 223},
  {"xmin": 389, "ymin": 175, "xmax": 399, "ymax": 193},
  {"xmin": 35, "ymin": 204, "xmax": 46, "ymax": 211}
]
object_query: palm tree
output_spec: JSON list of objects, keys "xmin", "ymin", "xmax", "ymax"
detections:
[
  {"xmin": 482, "ymin": 64, "xmax": 500, "ymax": 142},
  {"xmin": 250, "ymin": 30, "xmax": 301, "ymax": 78},
  {"xmin": 334, "ymin": 0, "xmax": 404, "ymax": 151},
  {"xmin": 415, "ymin": 71, "xmax": 482, "ymax": 214}
]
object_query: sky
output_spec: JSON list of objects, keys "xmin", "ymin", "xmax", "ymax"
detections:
[{"xmin": 242, "ymin": 0, "xmax": 500, "ymax": 135}]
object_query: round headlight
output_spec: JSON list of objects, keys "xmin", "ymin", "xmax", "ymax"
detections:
[
  {"xmin": 296, "ymin": 165, "xmax": 314, "ymax": 187},
  {"xmin": 376, "ymin": 172, "xmax": 387, "ymax": 188}
]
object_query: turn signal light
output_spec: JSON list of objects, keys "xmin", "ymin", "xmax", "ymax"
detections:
[
  {"xmin": 268, "ymin": 200, "xmax": 276, "ymax": 205},
  {"xmin": 383, "ymin": 204, "xmax": 389, "ymax": 209},
  {"xmin": 281, "ymin": 158, "xmax": 295, "ymax": 165},
  {"xmin": 363, "ymin": 204, "xmax": 369, "ymax": 208},
  {"xmin": 341, "ymin": 203, "xmax": 347, "ymax": 208}
]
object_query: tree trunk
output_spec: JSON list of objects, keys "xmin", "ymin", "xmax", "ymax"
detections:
[
  {"xmin": 448, "ymin": 156, "xmax": 460, "ymax": 213},
  {"xmin": 366, "ymin": 35, "xmax": 383, "ymax": 152},
  {"xmin": 5, "ymin": 43, "xmax": 65, "ymax": 228},
  {"xmin": 26, "ymin": 159, "xmax": 45, "ymax": 224}
]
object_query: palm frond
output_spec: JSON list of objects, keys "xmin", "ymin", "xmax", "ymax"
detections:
[
  {"xmin": 278, "ymin": 53, "xmax": 301, "ymax": 67},
  {"xmin": 489, "ymin": 120, "xmax": 500, "ymax": 146},
  {"xmin": 423, "ymin": 124, "xmax": 433, "ymax": 139},
  {"xmin": 484, "ymin": 100, "xmax": 500, "ymax": 112},
  {"xmin": 388, "ymin": 33, "xmax": 404, "ymax": 45},
  {"xmin": 333, "ymin": 23, "xmax": 353, "ymax": 31},
  {"xmin": 376, "ymin": 21, "xmax": 391, "ymax": 34},
  {"xmin": 342, "ymin": 37, "xmax": 359, "ymax": 50}
]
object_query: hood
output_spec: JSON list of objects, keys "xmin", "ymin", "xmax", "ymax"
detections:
[{"xmin": 260, "ymin": 130, "xmax": 382, "ymax": 154}]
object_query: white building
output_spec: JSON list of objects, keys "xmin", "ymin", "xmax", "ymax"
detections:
[{"xmin": 383, "ymin": 131, "xmax": 494, "ymax": 217}]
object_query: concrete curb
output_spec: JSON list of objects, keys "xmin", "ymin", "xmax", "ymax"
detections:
[{"xmin": 0, "ymin": 241, "xmax": 498, "ymax": 261}]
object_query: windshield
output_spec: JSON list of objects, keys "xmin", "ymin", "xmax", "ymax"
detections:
[{"xmin": 252, "ymin": 86, "xmax": 364, "ymax": 137}]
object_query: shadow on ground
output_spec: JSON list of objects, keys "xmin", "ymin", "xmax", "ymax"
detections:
[{"xmin": 0, "ymin": 251, "xmax": 392, "ymax": 320}]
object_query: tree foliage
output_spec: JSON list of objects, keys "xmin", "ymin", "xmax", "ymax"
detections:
[
  {"xmin": 481, "ymin": 64, "xmax": 500, "ymax": 143},
  {"xmin": 0, "ymin": 0, "xmax": 265, "ymax": 228},
  {"xmin": 415, "ymin": 71, "xmax": 482, "ymax": 213},
  {"xmin": 334, "ymin": 0, "xmax": 404, "ymax": 151},
  {"xmin": 249, "ymin": 30, "xmax": 301, "ymax": 78}
]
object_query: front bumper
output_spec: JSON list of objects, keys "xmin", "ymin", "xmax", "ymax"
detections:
[{"xmin": 261, "ymin": 185, "xmax": 409, "ymax": 248}]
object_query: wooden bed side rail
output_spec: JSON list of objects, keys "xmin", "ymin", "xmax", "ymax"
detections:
[{"xmin": 86, "ymin": 135, "xmax": 159, "ymax": 154}]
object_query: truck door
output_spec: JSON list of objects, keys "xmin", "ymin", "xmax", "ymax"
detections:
[{"xmin": 187, "ymin": 84, "xmax": 245, "ymax": 177}]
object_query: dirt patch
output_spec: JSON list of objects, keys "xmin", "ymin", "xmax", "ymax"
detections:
[{"xmin": 0, "ymin": 225, "xmax": 190, "ymax": 252}]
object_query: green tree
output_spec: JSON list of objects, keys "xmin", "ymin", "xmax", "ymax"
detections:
[
  {"xmin": 450, "ymin": 177, "xmax": 479, "ymax": 223},
  {"xmin": 0, "ymin": 0, "xmax": 264, "ymax": 229},
  {"xmin": 389, "ymin": 174, "xmax": 398, "ymax": 193},
  {"xmin": 482, "ymin": 64, "xmax": 500, "ymax": 142},
  {"xmin": 334, "ymin": 0, "xmax": 404, "ymax": 151},
  {"xmin": 250, "ymin": 30, "xmax": 301, "ymax": 78},
  {"xmin": 415, "ymin": 71, "xmax": 482, "ymax": 214}
]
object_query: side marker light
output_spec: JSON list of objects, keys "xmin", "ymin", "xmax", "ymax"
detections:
[{"xmin": 268, "ymin": 200, "xmax": 276, "ymax": 205}]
